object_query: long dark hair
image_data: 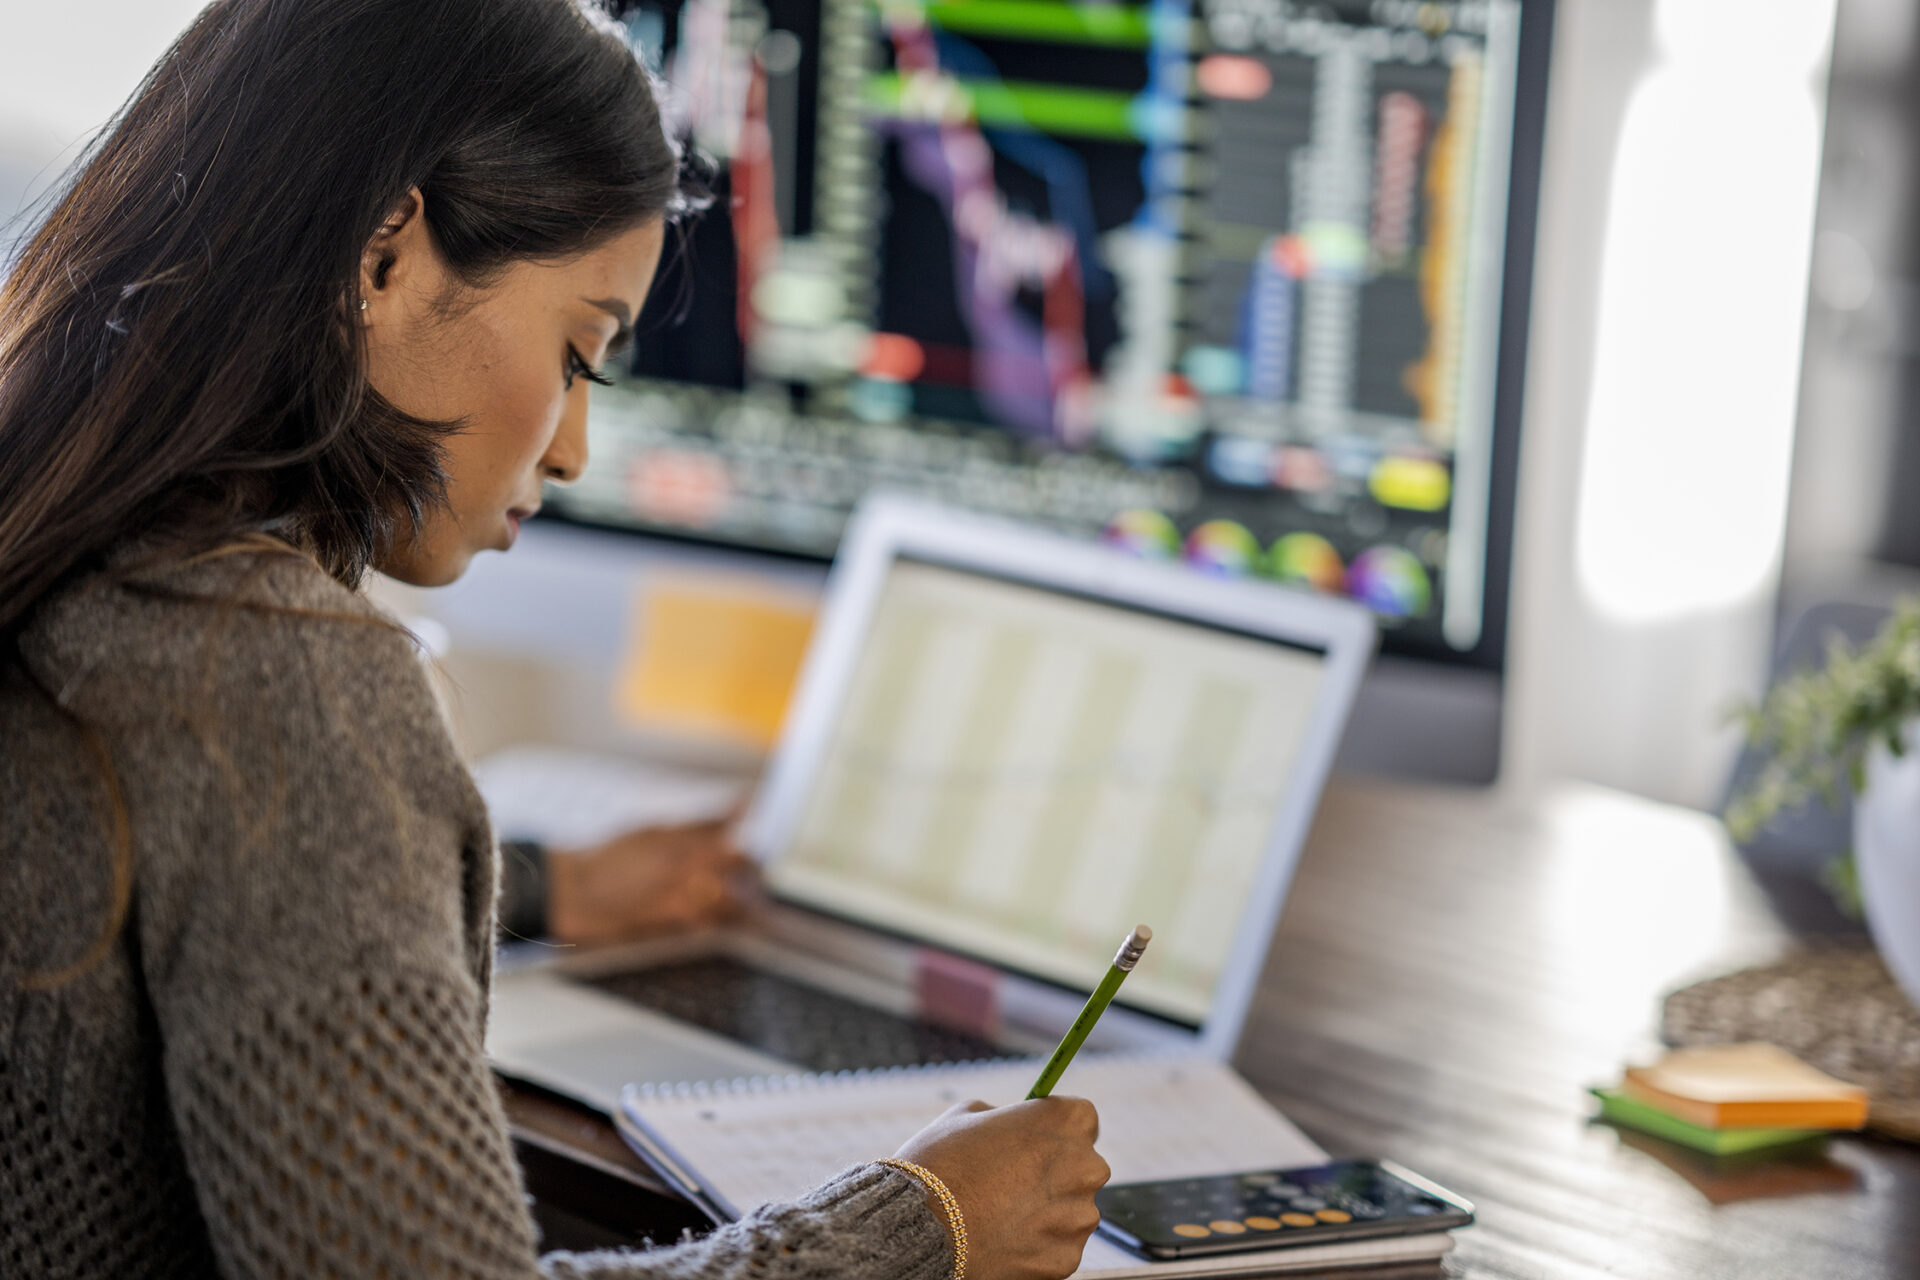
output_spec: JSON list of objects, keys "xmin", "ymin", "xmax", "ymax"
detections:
[
  {"xmin": 0, "ymin": 0, "xmax": 682, "ymax": 989},
  {"xmin": 0, "ymin": 0, "xmax": 681, "ymax": 649}
]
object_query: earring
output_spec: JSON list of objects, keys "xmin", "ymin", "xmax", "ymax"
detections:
[{"xmin": 359, "ymin": 298, "xmax": 369, "ymax": 312}]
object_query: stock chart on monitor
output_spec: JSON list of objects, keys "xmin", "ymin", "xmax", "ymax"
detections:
[{"xmin": 554, "ymin": 0, "xmax": 1539, "ymax": 660}]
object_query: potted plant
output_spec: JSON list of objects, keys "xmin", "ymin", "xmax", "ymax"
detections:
[{"xmin": 1727, "ymin": 600, "xmax": 1920, "ymax": 1008}]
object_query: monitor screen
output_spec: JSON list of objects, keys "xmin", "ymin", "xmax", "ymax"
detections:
[
  {"xmin": 553, "ymin": 0, "xmax": 1543, "ymax": 667},
  {"xmin": 764, "ymin": 558, "xmax": 1331, "ymax": 1025}
]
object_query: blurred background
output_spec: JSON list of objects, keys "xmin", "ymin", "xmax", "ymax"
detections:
[{"xmin": 3, "ymin": 0, "xmax": 1914, "ymax": 817}]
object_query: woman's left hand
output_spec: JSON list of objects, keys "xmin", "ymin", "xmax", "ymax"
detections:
[{"xmin": 546, "ymin": 817, "xmax": 758, "ymax": 944}]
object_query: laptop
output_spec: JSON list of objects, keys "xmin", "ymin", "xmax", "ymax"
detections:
[{"xmin": 486, "ymin": 496, "xmax": 1377, "ymax": 1111}]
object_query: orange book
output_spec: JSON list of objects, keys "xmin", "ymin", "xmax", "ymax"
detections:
[{"xmin": 1621, "ymin": 1043, "xmax": 1868, "ymax": 1131}]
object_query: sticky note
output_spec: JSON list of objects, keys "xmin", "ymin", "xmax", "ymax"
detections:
[{"xmin": 616, "ymin": 580, "xmax": 816, "ymax": 749}]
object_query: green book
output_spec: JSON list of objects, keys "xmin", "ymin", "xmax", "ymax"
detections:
[{"xmin": 1589, "ymin": 1088, "xmax": 1827, "ymax": 1155}]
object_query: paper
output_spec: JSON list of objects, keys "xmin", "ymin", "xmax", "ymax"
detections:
[
  {"xmin": 616, "ymin": 579, "xmax": 816, "ymax": 749},
  {"xmin": 473, "ymin": 746, "xmax": 746, "ymax": 849},
  {"xmin": 622, "ymin": 1056, "xmax": 1452, "ymax": 1277}
]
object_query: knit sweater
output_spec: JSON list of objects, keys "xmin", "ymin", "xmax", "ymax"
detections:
[{"xmin": 0, "ymin": 543, "xmax": 951, "ymax": 1280}]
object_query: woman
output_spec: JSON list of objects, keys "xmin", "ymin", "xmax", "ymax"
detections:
[{"xmin": 0, "ymin": 2, "xmax": 1109, "ymax": 1277}]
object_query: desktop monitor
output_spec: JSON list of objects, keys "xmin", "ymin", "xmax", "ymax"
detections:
[{"xmin": 549, "ymin": 0, "xmax": 1554, "ymax": 782}]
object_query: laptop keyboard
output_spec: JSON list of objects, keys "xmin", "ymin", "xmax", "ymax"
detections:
[{"xmin": 580, "ymin": 956, "xmax": 1009, "ymax": 1074}]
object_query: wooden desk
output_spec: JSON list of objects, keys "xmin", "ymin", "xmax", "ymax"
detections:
[{"xmin": 506, "ymin": 780, "xmax": 1920, "ymax": 1277}]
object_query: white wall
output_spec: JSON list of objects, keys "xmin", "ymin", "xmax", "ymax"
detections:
[
  {"xmin": 1783, "ymin": 0, "xmax": 1918, "ymax": 584},
  {"xmin": 0, "ymin": 0, "xmax": 210, "ymax": 226},
  {"xmin": 1504, "ymin": 0, "xmax": 1837, "ymax": 808}
]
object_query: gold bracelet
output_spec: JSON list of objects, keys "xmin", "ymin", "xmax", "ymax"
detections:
[{"xmin": 878, "ymin": 1157, "xmax": 968, "ymax": 1280}]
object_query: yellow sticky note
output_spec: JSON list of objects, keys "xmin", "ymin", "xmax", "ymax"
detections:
[{"xmin": 616, "ymin": 580, "xmax": 816, "ymax": 749}]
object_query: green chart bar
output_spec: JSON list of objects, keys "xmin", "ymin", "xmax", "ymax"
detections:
[
  {"xmin": 865, "ymin": 73, "xmax": 1144, "ymax": 142},
  {"xmin": 903, "ymin": 0, "xmax": 1154, "ymax": 47}
]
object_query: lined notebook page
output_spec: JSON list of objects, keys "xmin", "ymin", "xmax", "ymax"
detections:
[{"xmin": 622, "ymin": 1056, "xmax": 1452, "ymax": 1277}]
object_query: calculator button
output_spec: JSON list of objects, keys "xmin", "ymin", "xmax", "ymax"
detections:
[
  {"xmin": 1281, "ymin": 1213, "xmax": 1318, "ymax": 1228},
  {"xmin": 1244, "ymin": 1216, "xmax": 1282, "ymax": 1231},
  {"xmin": 1172, "ymin": 1224, "xmax": 1211, "ymax": 1238},
  {"xmin": 1208, "ymin": 1220, "xmax": 1247, "ymax": 1234},
  {"xmin": 1270, "ymin": 1183, "xmax": 1303, "ymax": 1197},
  {"xmin": 1291, "ymin": 1196, "xmax": 1326, "ymax": 1211},
  {"xmin": 1315, "ymin": 1209, "xmax": 1352, "ymax": 1223}
]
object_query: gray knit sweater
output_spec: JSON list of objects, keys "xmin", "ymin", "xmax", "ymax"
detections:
[{"xmin": 0, "ymin": 544, "xmax": 950, "ymax": 1280}]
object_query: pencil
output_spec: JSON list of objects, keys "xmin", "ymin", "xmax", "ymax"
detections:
[{"xmin": 1027, "ymin": 925, "xmax": 1152, "ymax": 1099}]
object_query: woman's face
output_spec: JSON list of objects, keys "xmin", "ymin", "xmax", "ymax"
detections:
[{"xmin": 360, "ymin": 193, "xmax": 666, "ymax": 586}]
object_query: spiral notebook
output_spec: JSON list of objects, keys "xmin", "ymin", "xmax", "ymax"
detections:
[{"xmin": 615, "ymin": 1056, "xmax": 1454, "ymax": 1277}]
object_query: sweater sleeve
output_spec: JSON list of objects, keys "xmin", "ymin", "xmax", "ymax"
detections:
[
  {"xmin": 93, "ymin": 556, "xmax": 950, "ymax": 1280},
  {"xmin": 162, "ymin": 961, "xmax": 950, "ymax": 1280},
  {"xmin": 539, "ymin": 1166, "xmax": 951, "ymax": 1280}
]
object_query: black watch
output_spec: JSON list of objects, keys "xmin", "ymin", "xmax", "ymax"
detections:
[{"xmin": 497, "ymin": 838, "xmax": 550, "ymax": 939}]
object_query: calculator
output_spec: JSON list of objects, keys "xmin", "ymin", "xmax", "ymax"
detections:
[{"xmin": 1094, "ymin": 1159, "xmax": 1475, "ymax": 1260}]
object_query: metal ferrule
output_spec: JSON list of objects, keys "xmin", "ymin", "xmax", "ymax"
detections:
[{"xmin": 1113, "ymin": 927, "xmax": 1151, "ymax": 972}]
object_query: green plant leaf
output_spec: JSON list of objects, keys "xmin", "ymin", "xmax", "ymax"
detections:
[
  {"xmin": 1724, "ymin": 598, "xmax": 1920, "ymax": 836},
  {"xmin": 1822, "ymin": 851, "xmax": 1864, "ymax": 920}
]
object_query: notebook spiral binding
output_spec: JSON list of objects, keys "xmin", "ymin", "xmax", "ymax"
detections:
[{"xmin": 632, "ymin": 1050, "xmax": 1180, "ymax": 1102}]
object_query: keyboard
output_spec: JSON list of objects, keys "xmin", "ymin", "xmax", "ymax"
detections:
[{"xmin": 582, "ymin": 956, "xmax": 1009, "ymax": 1074}]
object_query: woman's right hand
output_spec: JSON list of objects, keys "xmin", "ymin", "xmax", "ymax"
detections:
[
  {"xmin": 893, "ymin": 1096, "xmax": 1110, "ymax": 1280},
  {"xmin": 545, "ymin": 816, "xmax": 756, "ymax": 944}
]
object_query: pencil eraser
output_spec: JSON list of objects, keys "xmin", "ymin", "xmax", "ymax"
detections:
[{"xmin": 1114, "ymin": 926, "xmax": 1153, "ymax": 971}]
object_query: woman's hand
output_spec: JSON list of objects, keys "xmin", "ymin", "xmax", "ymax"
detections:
[
  {"xmin": 545, "ymin": 818, "xmax": 757, "ymax": 944},
  {"xmin": 894, "ymin": 1097, "xmax": 1110, "ymax": 1280}
]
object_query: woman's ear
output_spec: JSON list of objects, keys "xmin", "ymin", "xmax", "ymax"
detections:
[{"xmin": 359, "ymin": 187, "xmax": 432, "ymax": 325}]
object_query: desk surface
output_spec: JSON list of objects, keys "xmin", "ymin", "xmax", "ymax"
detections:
[{"xmin": 506, "ymin": 779, "xmax": 1920, "ymax": 1278}]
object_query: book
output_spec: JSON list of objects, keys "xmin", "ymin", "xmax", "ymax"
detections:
[
  {"xmin": 1620, "ymin": 1043, "xmax": 1868, "ymax": 1131},
  {"xmin": 1589, "ymin": 1088, "xmax": 1827, "ymax": 1155},
  {"xmin": 1605, "ymin": 1124, "xmax": 1857, "ymax": 1206},
  {"xmin": 616, "ymin": 1055, "xmax": 1456, "ymax": 1278}
]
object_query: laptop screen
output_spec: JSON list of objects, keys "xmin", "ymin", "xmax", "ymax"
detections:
[{"xmin": 766, "ymin": 557, "xmax": 1329, "ymax": 1026}]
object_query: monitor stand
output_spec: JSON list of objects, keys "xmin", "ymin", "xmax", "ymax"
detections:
[{"xmin": 1334, "ymin": 656, "xmax": 1503, "ymax": 786}]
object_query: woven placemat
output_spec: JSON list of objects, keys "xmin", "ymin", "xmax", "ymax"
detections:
[{"xmin": 1662, "ymin": 945, "xmax": 1920, "ymax": 1142}]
